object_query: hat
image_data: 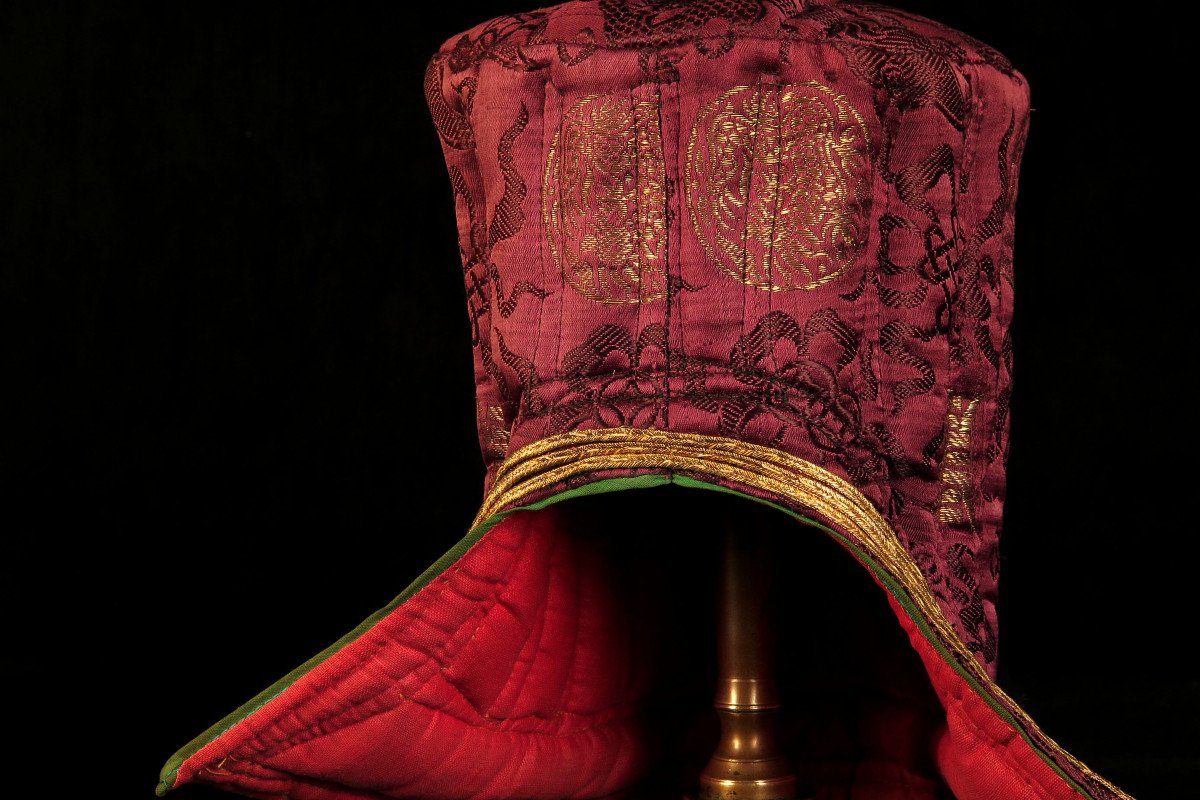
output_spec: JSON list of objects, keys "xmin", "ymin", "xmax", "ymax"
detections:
[{"xmin": 158, "ymin": 2, "xmax": 1132, "ymax": 798}]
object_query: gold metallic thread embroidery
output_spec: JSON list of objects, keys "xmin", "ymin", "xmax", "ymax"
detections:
[
  {"xmin": 474, "ymin": 427, "xmax": 961, "ymax": 670},
  {"xmin": 937, "ymin": 395, "xmax": 980, "ymax": 527},
  {"xmin": 473, "ymin": 426, "xmax": 1129, "ymax": 800},
  {"xmin": 543, "ymin": 91, "xmax": 668, "ymax": 304},
  {"xmin": 482, "ymin": 404, "xmax": 511, "ymax": 461},
  {"xmin": 686, "ymin": 82, "xmax": 871, "ymax": 291}
]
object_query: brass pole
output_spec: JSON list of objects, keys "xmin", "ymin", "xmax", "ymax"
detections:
[{"xmin": 697, "ymin": 512, "xmax": 799, "ymax": 800}]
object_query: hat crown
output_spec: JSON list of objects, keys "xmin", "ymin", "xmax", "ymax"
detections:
[{"xmin": 427, "ymin": 0, "xmax": 1029, "ymax": 674}]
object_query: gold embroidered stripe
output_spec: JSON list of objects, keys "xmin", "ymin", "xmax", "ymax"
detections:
[{"xmin": 937, "ymin": 394, "xmax": 980, "ymax": 526}]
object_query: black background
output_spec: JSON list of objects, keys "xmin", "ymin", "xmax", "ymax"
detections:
[{"xmin": 4, "ymin": 1, "xmax": 1197, "ymax": 798}]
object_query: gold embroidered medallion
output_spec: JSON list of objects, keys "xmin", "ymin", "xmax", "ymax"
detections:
[
  {"xmin": 686, "ymin": 82, "xmax": 870, "ymax": 291},
  {"xmin": 543, "ymin": 91, "xmax": 668, "ymax": 304}
]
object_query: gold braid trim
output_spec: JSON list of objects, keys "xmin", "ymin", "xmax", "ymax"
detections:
[{"xmin": 473, "ymin": 426, "xmax": 1130, "ymax": 800}]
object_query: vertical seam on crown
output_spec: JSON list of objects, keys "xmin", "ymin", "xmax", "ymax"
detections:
[
  {"xmin": 666, "ymin": 76, "xmax": 679, "ymax": 427},
  {"xmin": 631, "ymin": 85, "xmax": 645, "ymax": 358},
  {"xmin": 988, "ymin": 69, "xmax": 1010, "ymax": 476},
  {"xmin": 971, "ymin": 64, "xmax": 993, "ymax": 535},
  {"xmin": 742, "ymin": 77, "xmax": 765, "ymax": 341},
  {"xmin": 764, "ymin": 73, "xmax": 781, "ymax": 316},
  {"xmin": 947, "ymin": 69, "xmax": 964, "ymax": 419},
  {"xmin": 988, "ymin": 70, "xmax": 1005, "ymax": 446},
  {"xmin": 944, "ymin": 156, "xmax": 966, "ymax": 628},
  {"xmin": 980, "ymin": 67, "xmax": 1010, "ymax": 676},
  {"xmin": 548, "ymin": 78, "xmax": 566, "ymax": 377},
  {"xmin": 655, "ymin": 77, "xmax": 667, "ymax": 427},
  {"xmin": 947, "ymin": 64, "xmax": 972, "ymax": 542},
  {"xmin": 874, "ymin": 92, "xmax": 889, "ymax": 509},
  {"xmin": 946, "ymin": 62, "xmax": 987, "ymax": 674},
  {"xmin": 531, "ymin": 75, "xmax": 548, "ymax": 437}
]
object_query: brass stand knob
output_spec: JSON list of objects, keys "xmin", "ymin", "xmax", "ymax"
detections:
[{"xmin": 697, "ymin": 513, "xmax": 800, "ymax": 800}]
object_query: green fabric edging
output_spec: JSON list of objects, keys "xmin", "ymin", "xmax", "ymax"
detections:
[
  {"xmin": 159, "ymin": 469, "xmax": 1091, "ymax": 799},
  {"xmin": 157, "ymin": 473, "xmax": 670, "ymax": 794}
]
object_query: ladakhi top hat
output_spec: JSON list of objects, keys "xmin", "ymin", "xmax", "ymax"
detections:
[{"xmin": 159, "ymin": 2, "xmax": 1132, "ymax": 799}]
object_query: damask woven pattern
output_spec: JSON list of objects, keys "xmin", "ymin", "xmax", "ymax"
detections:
[{"xmin": 157, "ymin": 4, "xmax": 1132, "ymax": 799}]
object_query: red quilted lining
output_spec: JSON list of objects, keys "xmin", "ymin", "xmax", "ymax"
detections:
[{"xmin": 171, "ymin": 490, "xmax": 1085, "ymax": 799}]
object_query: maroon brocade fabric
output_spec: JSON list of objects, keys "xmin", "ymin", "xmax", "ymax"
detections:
[
  {"xmin": 430, "ymin": 0, "xmax": 1022, "ymax": 679},
  {"xmin": 158, "ymin": 2, "xmax": 1135, "ymax": 799}
]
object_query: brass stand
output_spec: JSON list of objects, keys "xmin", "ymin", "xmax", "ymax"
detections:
[{"xmin": 697, "ymin": 515, "xmax": 800, "ymax": 800}]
